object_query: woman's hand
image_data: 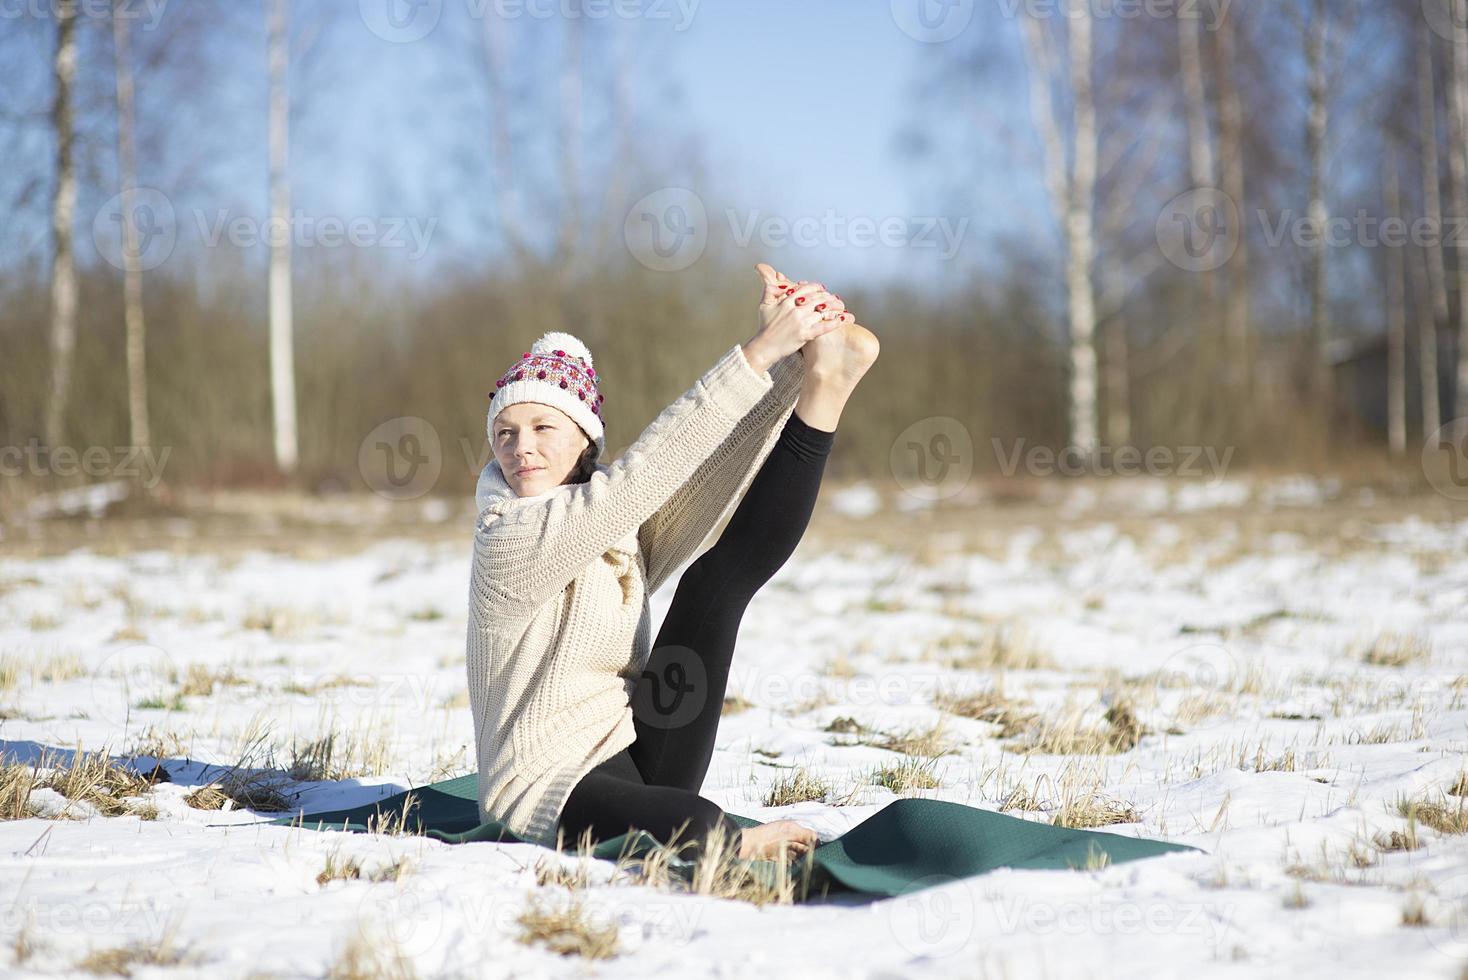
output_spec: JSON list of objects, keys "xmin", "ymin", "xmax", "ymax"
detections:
[{"xmin": 742, "ymin": 262, "xmax": 851, "ymax": 375}]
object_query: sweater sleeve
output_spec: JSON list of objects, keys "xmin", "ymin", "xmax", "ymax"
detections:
[
  {"xmin": 474, "ymin": 342, "xmax": 777, "ymax": 611},
  {"xmin": 636, "ymin": 349, "xmax": 805, "ymax": 594}
]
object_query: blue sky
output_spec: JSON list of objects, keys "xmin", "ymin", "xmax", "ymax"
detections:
[{"xmin": 239, "ymin": 0, "xmax": 1046, "ymax": 292}]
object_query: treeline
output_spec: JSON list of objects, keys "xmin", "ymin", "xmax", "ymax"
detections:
[{"xmin": 0, "ymin": 0, "xmax": 1450, "ymax": 507}]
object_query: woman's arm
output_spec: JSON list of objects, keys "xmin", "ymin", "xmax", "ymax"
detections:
[
  {"xmin": 636, "ymin": 349, "xmax": 804, "ymax": 594},
  {"xmin": 474, "ymin": 342, "xmax": 779, "ymax": 611}
]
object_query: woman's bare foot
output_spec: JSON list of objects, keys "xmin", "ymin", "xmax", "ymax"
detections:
[
  {"xmin": 802, "ymin": 321, "xmax": 880, "ymax": 388},
  {"xmin": 736, "ymin": 819, "xmax": 819, "ymax": 860},
  {"xmin": 794, "ymin": 323, "xmax": 880, "ymax": 431}
]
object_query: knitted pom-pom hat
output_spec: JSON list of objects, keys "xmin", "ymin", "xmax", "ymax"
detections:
[{"xmin": 488, "ymin": 331, "xmax": 606, "ymax": 459}]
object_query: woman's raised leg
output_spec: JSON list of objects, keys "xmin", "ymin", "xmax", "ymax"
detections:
[{"xmin": 628, "ymin": 408, "xmax": 836, "ymax": 793}]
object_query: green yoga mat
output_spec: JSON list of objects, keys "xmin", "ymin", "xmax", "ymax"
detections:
[{"xmin": 265, "ymin": 774, "xmax": 1200, "ymax": 900}]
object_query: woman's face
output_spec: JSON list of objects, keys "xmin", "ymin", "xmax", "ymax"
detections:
[{"xmin": 491, "ymin": 402, "xmax": 590, "ymax": 497}]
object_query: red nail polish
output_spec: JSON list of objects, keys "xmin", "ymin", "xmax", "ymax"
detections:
[
  {"xmin": 815, "ymin": 304, "xmax": 826, "ymax": 311},
  {"xmin": 795, "ymin": 297, "xmax": 806, "ymax": 306}
]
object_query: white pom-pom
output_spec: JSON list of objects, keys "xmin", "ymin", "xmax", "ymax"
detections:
[{"xmin": 532, "ymin": 331, "xmax": 594, "ymax": 369}]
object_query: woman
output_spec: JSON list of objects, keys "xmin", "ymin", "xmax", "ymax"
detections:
[{"xmin": 468, "ymin": 262, "xmax": 879, "ymax": 862}]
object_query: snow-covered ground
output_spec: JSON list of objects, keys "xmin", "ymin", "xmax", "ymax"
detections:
[{"xmin": 1, "ymin": 477, "xmax": 1466, "ymax": 979}]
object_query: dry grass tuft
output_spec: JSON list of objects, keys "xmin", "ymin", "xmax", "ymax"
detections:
[
  {"xmin": 1017, "ymin": 701, "xmax": 1145, "ymax": 756},
  {"xmin": 1172, "ymin": 691, "xmax": 1235, "ymax": 726},
  {"xmin": 687, "ymin": 819, "xmax": 819, "ymax": 907},
  {"xmin": 872, "ymin": 720, "xmax": 957, "ymax": 757},
  {"xmin": 515, "ymin": 892, "xmax": 619, "ymax": 960},
  {"xmin": 287, "ymin": 728, "xmax": 395, "ymax": 782},
  {"xmin": 869, "ymin": 756, "xmax": 943, "ymax": 794},
  {"xmin": 0, "ymin": 759, "xmax": 42, "ymax": 820},
  {"xmin": 823, "ymin": 716, "xmax": 868, "ymax": 735},
  {"xmin": 1050, "ymin": 787, "xmax": 1139, "ymax": 829},
  {"xmin": 317, "ymin": 849, "xmax": 364, "ymax": 886},
  {"xmin": 1396, "ymin": 793, "xmax": 1468, "ymax": 836},
  {"xmin": 588, "ymin": 817, "xmax": 821, "ymax": 908},
  {"xmin": 326, "ymin": 931, "xmax": 419, "ymax": 980},
  {"xmin": 176, "ymin": 663, "xmax": 248, "ymax": 698},
  {"xmin": 74, "ymin": 917, "xmax": 196, "ymax": 976},
  {"xmin": 721, "ymin": 694, "xmax": 754, "ymax": 715},
  {"xmin": 933, "ymin": 687, "xmax": 1036, "ymax": 738},
  {"xmin": 1102, "ymin": 701, "xmax": 1145, "ymax": 751},
  {"xmin": 937, "ymin": 624, "xmax": 1056, "ymax": 672},
  {"xmin": 1355, "ymin": 631, "xmax": 1432, "ymax": 668},
  {"xmin": 183, "ymin": 727, "xmax": 295, "ymax": 813},
  {"xmin": 762, "ymin": 767, "xmax": 832, "ymax": 807},
  {"xmin": 37, "ymin": 747, "xmax": 152, "ymax": 818},
  {"xmin": 821, "ymin": 653, "xmax": 858, "ymax": 678}
]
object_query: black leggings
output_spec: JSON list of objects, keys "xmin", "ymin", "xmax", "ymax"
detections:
[{"xmin": 554, "ymin": 407, "xmax": 835, "ymax": 859}]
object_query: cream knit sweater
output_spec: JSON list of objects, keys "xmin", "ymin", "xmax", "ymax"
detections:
[{"xmin": 467, "ymin": 342, "xmax": 805, "ymax": 847}]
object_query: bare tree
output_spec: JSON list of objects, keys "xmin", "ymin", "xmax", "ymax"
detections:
[
  {"xmin": 266, "ymin": 0, "xmax": 297, "ymax": 474},
  {"xmin": 1176, "ymin": 4, "xmax": 1222, "ymax": 442},
  {"xmin": 481, "ymin": 12, "xmax": 531, "ymax": 266},
  {"xmin": 1454, "ymin": 0, "xmax": 1468, "ymax": 419},
  {"xmin": 1384, "ymin": 147, "xmax": 1407, "ymax": 455},
  {"xmin": 1305, "ymin": 0, "xmax": 1331, "ymax": 413},
  {"xmin": 112, "ymin": 0, "xmax": 151, "ymax": 454},
  {"xmin": 1020, "ymin": 0, "xmax": 1099, "ymax": 454},
  {"xmin": 557, "ymin": 2, "xmax": 583, "ymax": 275},
  {"xmin": 44, "ymin": 0, "xmax": 78, "ymax": 452},
  {"xmin": 1213, "ymin": 4, "xmax": 1252, "ymax": 397},
  {"xmin": 1415, "ymin": 15, "xmax": 1444, "ymax": 436}
]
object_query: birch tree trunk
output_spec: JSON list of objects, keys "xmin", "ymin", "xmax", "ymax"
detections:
[
  {"xmin": 1384, "ymin": 150, "xmax": 1407, "ymax": 455},
  {"xmin": 1177, "ymin": 5, "xmax": 1218, "ymax": 441},
  {"xmin": 112, "ymin": 3, "xmax": 151, "ymax": 455},
  {"xmin": 481, "ymin": 13, "xmax": 530, "ymax": 265},
  {"xmin": 1018, "ymin": 2, "xmax": 1099, "ymax": 455},
  {"xmin": 1306, "ymin": 0, "xmax": 1331, "ymax": 416},
  {"xmin": 1214, "ymin": 7, "xmax": 1252, "ymax": 400},
  {"xmin": 44, "ymin": 1, "xmax": 78, "ymax": 453},
  {"xmin": 1453, "ymin": 0, "xmax": 1468, "ymax": 419},
  {"xmin": 1416, "ymin": 16, "xmax": 1445, "ymax": 436},
  {"xmin": 1065, "ymin": 0, "xmax": 1099, "ymax": 455},
  {"xmin": 267, "ymin": 0, "xmax": 298, "ymax": 474},
  {"xmin": 557, "ymin": 3, "xmax": 582, "ymax": 276}
]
